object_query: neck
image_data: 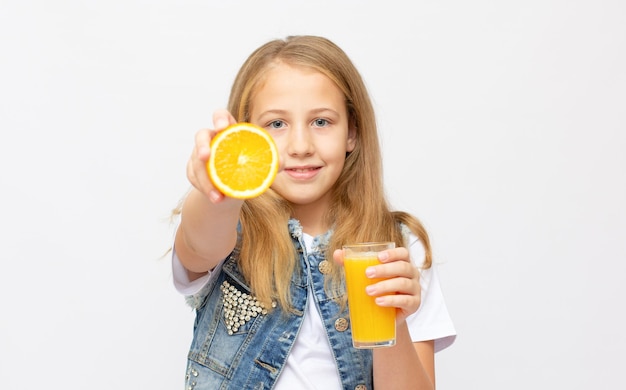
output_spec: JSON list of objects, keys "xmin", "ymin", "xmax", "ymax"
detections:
[{"xmin": 291, "ymin": 203, "xmax": 330, "ymax": 237}]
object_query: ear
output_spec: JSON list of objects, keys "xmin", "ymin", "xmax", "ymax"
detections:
[{"xmin": 346, "ymin": 125, "xmax": 357, "ymax": 152}]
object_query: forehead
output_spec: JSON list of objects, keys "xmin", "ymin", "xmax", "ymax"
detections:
[{"xmin": 250, "ymin": 63, "xmax": 345, "ymax": 109}]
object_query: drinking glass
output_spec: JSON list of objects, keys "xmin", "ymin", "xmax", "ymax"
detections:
[{"xmin": 343, "ymin": 242, "xmax": 396, "ymax": 348}]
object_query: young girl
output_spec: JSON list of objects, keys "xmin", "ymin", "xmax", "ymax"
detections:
[{"xmin": 172, "ymin": 35, "xmax": 456, "ymax": 389}]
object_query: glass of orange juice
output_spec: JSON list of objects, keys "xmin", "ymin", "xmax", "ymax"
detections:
[{"xmin": 343, "ymin": 242, "xmax": 396, "ymax": 348}]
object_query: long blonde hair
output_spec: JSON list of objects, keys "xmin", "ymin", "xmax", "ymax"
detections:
[{"xmin": 217, "ymin": 36, "xmax": 431, "ymax": 310}]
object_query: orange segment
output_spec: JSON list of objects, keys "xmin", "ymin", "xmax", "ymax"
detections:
[{"xmin": 207, "ymin": 122, "xmax": 279, "ymax": 199}]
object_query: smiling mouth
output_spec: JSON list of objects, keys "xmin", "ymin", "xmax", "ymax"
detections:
[
  {"xmin": 285, "ymin": 166, "xmax": 321, "ymax": 179},
  {"xmin": 287, "ymin": 167, "xmax": 320, "ymax": 172}
]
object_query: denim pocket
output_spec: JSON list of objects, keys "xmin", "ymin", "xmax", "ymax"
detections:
[
  {"xmin": 187, "ymin": 276, "xmax": 266, "ymax": 380},
  {"xmin": 219, "ymin": 279, "xmax": 268, "ymax": 335}
]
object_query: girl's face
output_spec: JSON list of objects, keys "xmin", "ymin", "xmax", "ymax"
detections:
[{"xmin": 249, "ymin": 62, "xmax": 356, "ymax": 221}]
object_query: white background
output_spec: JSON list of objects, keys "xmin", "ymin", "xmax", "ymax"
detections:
[{"xmin": 1, "ymin": 1, "xmax": 625, "ymax": 389}]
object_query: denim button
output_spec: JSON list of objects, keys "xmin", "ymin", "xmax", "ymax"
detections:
[
  {"xmin": 355, "ymin": 385, "xmax": 367, "ymax": 390},
  {"xmin": 334, "ymin": 317, "xmax": 349, "ymax": 332},
  {"xmin": 318, "ymin": 260, "xmax": 331, "ymax": 274}
]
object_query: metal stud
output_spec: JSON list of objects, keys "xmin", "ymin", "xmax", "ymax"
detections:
[{"xmin": 221, "ymin": 280, "xmax": 266, "ymax": 334}]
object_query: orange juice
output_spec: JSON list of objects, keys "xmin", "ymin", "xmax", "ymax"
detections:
[{"xmin": 343, "ymin": 243, "xmax": 396, "ymax": 348}]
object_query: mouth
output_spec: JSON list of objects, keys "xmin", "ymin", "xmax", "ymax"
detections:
[{"xmin": 284, "ymin": 166, "xmax": 321, "ymax": 179}]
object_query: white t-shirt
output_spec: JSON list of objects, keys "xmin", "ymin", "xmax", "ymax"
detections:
[{"xmin": 172, "ymin": 233, "xmax": 456, "ymax": 389}]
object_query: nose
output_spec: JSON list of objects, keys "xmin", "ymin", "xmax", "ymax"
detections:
[{"xmin": 287, "ymin": 123, "xmax": 314, "ymax": 157}]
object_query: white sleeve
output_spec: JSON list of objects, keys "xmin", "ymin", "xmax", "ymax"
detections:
[
  {"xmin": 171, "ymin": 246, "xmax": 212, "ymax": 296},
  {"xmin": 405, "ymin": 234, "xmax": 457, "ymax": 352},
  {"xmin": 172, "ymin": 245, "xmax": 231, "ymax": 309}
]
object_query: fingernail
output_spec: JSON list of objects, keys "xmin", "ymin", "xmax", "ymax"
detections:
[
  {"xmin": 378, "ymin": 251, "xmax": 389, "ymax": 261},
  {"xmin": 209, "ymin": 191, "xmax": 221, "ymax": 203},
  {"xmin": 365, "ymin": 285, "xmax": 375, "ymax": 295},
  {"xmin": 365, "ymin": 267, "xmax": 375, "ymax": 278}
]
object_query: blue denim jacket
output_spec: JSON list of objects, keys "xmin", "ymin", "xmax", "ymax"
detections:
[{"xmin": 184, "ymin": 219, "xmax": 373, "ymax": 389}]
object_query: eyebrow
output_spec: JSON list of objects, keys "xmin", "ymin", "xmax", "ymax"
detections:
[
  {"xmin": 257, "ymin": 109, "xmax": 288, "ymax": 117},
  {"xmin": 257, "ymin": 108, "xmax": 340, "ymax": 118}
]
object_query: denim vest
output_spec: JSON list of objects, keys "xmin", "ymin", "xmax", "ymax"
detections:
[{"xmin": 184, "ymin": 219, "xmax": 373, "ymax": 390}]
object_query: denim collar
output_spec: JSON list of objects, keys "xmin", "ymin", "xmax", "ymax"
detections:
[{"xmin": 287, "ymin": 218, "xmax": 332, "ymax": 254}]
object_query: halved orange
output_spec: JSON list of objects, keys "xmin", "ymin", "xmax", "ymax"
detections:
[{"xmin": 207, "ymin": 122, "xmax": 279, "ymax": 199}]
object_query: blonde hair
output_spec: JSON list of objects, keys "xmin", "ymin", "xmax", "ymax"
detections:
[{"xmin": 213, "ymin": 36, "xmax": 431, "ymax": 310}]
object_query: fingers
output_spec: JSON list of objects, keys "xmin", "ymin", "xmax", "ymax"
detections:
[
  {"xmin": 187, "ymin": 128, "xmax": 214, "ymax": 197},
  {"xmin": 369, "ymin": 270, "xmax": 421, "ymax": 324},
  {"xmin": 365, "ymin": 261, "xmax": 419, "ymax": 298},
  {"xmin": 194, "ymin": 128, "xmax": 212, "ymax": 160},
  {"xmin": 363, "ymin": 247, "xmax": 422, "ymax": 322},
  {"xmin": 186, "ymin": 109, "xmax": 238, "ymax": 203},
  {"xmin": 368, "ymin": 249, "xmax": 415, "ymax": 279},
  {"xmin": 212, "ymin": 109, "xmax": 237, "ymax": 130}
]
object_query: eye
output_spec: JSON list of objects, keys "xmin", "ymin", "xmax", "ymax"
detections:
[
  {"xmin": 268, "ymin": 120, "xmax": 285, "ymax": 130},
  {"xmin": 313, "ymin": 118, "xmax": 329, "ymax": 127}
]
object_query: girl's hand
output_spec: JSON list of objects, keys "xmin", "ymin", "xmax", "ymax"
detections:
[
  {"xmin": 186, "ymin": 109, "xmax": 237, "ymax": 203},
  {"xmin": 333, "ymin": 247, "xmax": 422, "ymax": 324}
]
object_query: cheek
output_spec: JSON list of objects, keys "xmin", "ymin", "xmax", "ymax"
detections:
[
  {"xmin": 268, "ymin": 135, "xmax": 287, "ymax": 161},
  {"xmin": 272, "ymin": 137, "xmax": 287, "ymax": 153},
  {"xmin": 275, "ymin": 145, "xmax": 289, "ymax": 169},
  {"xmin": 325, "ymin": 143, "xmax": 352, "ymax": 163}
]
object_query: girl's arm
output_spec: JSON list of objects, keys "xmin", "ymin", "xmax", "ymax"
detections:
[
  {"xmin": 174, "ymin": 110, "xmax": 243, "ymax": 280},
  {"xmin": 373, "ymin": 331, "xmax": 435, "ymax": 389},
  {"xmin": 174, "ymin": 189, "xmax": 242, "ymax": 279},
  {"xmin": 371, "ymin": 248, "xmax": 435, "ymax": 388},
  {"xmin": 414, "ymin": 339, "xmax": 436, "ymax": 385}
]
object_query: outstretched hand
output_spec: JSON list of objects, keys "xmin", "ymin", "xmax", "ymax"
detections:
[
  {"xmin": 186, "ymin": 109, "xmax": 237, "ymax": 203},
  {"xmin": 333, "ymin": 247, "xmax": 422, "ymax": 324}
]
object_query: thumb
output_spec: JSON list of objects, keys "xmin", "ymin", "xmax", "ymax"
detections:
[{"xmin": 332, "ymin": 249, "xmax": 345, "ymax": 266}]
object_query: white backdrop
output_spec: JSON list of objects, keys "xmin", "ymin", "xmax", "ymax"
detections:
[{"xmin": 1, "ymin": 1, "xmax": 625, "ymax": 389}]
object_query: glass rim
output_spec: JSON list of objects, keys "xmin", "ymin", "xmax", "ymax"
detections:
[{"xmin": 342, "ymin": 241, "xmax": 395, "ymax": 250}]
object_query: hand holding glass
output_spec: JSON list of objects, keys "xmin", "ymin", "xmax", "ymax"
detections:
[{"xmin": 343, "ymin": 242, "xmax": 396, "ymax": 348}]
